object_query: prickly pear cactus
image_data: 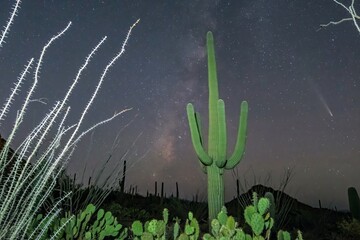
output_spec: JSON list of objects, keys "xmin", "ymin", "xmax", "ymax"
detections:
[
  {"xmin": 202, "ymin": 206, "xmax": 249, "ymax": 240},
  {"xmin": 129, "ymin": 204, "xmax": 303, "ymax": 240},
  {"xmin": 131, "ymin": 220, "xmax": 144, "ymax": 237},
  {"xmin": 27, "ymin": 203, "xmax": 127, "ymax": 240},
  {"xmin": 244, "ymin": 194, "xmax": 273, "ymax": 238},
  {"xmin": 277, "ymin": 230, "xmax": 291, "ymax": 240},
  {"xmin": 131, "ymin": 208, "xmax": 201, "ymax": 240},
  {"xmin": 131, "ymin": 208, "xmax": 169, "ymax": 240},
  {"xmin": 264, "ymin": 192, "xmax": 276, "ymax": 222},
  {"xmin": 173, "ymin": 219, "xmax": 180, "ymax": 240},
  {"xmin": 184, "ymin": 211, "xmax": 200, "ymax": 239}
]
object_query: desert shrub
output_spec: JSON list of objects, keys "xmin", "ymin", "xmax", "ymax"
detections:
[
  {"xmin": 337, "ymin": 217, "xmax": 360, "ymax": 238},
  {"xmin": 104, "ymin": 202, "xmax": 151, "ymax": 222}
]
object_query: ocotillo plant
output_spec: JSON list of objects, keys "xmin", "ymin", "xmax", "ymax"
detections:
[
  {"xmin": 0, "ymin": 0, "xmax": 139, "ymax": 238},
  {"xmin": 186, "ymin": 31, "xmax": 248, "ymax": 222}
]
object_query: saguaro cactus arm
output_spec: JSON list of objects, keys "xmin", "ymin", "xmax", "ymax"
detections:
[
  {"xmin": 225, "ymin": 100, "xmax": 248, "ymax": 169},
  {"xmin": 186, "ymin": 103, "xmax": 212, "ymax": 166},
  {"xmin": 194, "ymin": 111, "xmax": 208, "ymax": 174},
  {"xmin": 215, "ymin": 99, "xmax": 227, "ymax": 168}
]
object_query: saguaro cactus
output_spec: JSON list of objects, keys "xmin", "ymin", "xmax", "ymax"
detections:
[
  {"xmin": 348, "ymin": 187, "xmax": 360, "ymax": 221},
  {"xmin": 119, "ymin": 160, "xmax": 126, "ymax": 193},
  {"xmin": 186, "ymin": 31, "xmax": 248, "ymax": 222}
]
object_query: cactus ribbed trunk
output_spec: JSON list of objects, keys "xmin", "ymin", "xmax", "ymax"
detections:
[{"xmin": 207, "ymin": 165, "xmax": 224, "ymax": 221}]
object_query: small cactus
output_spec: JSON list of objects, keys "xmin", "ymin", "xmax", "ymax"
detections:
[
  {"xmin": 173, "ymin": 217, "xmax": 181, "ymax": 239},
  {"xmin": 277, "ymin": 230, "xmax": 291, "ymax": 240},
  {"xmin": 257, "ymin": 198, "xmax": 270, "ymax": 216},
  {"xmin": 131, "ymin": 208, "xmax": 169, "ymax": 240},
  {"xmin": 131, "ymin": 220, "xmax": 143, "ymax": 236},
  {"xmin": 217, "ymin": 206, "xmax": 228, "ymax": 225},
  {"xmin": 184, "ymin": 211, "xmax": 200, "ymax": 239},
  {"xmin": 264, "ymin": 191, "xmax": 276, "ymax": 219}
]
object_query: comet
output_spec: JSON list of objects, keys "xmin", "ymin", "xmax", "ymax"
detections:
[
  {"xmin": 308, "ymin": 78, "xmax": 333, "ymax": 117},
  {"xmin": 317, "ymin": 90, "xmax": 334, "ymax": 117}
]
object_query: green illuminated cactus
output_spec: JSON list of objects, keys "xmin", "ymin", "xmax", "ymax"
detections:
[
  {"xmin": 217, "ymin": 206, "xmax": 228, "ymax": 226},
  {"xmin": 128, "ymin": 206, "xmax": 303, "ymax": 240},
  {"xmin": 264, "ymin": 192, "xmax": 276, "ymax": 221},
  {"xmin": 28, "ymin": 203, "xmax": 127, "ymax": 240},
  {"xmin": 277, "ymin": 230, "xmax": 291, "ymax": 240},
  {"xmin": 131, "ymin": 220, "xmax": 143, "ymax": 237},
  {"xmin": 186, "ymin": 31, "xmax": 248, "ymax": 222},
  {"xmin": 178, "ymin": 234, "xmax": 190, "ymax": 240},
  {"xmin": 244, "ymin": 193, "xmax": 273, "ymax": 239},
  {"xmin": 257, "ymin": 198, "xmax": 270, "ymax": 216},
  {"xmin": 88, "ymin": 208, "xmax": 127, "ymax": 240},
  {"xmin": 204, "ymin": 206, "xmax": 250, "ymax": 240},
  {"xmin": 173, "ymin": 217, "xmax": 181, "ymax": 239},
  {"xmin": 131, "ymin": 208, "xmax": 169, "ymax": 240},
  {"xmin": 185, "ymin": 211, "xmax": 200, "ymax": 239}
]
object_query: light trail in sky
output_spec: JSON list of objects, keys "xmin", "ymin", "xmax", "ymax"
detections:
[
  {"xmin": 317, "ymin": 89, "xmax": 334, "ymax": 117},
  {"xmin": 308, "ymin": 78, "xmax": 333, "ymax": 117}
]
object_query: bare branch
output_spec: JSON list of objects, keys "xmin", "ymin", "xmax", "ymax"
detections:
[{"xmin": 319, "ymin": 0, "xmax": 360, "ymax": 33}]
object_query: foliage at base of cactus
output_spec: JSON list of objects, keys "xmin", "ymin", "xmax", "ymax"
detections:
[
  {"xmin": 104, "ymin": 202, "xmax": 151, "ymax": 221},
  {"xmin": 29, "ymin": 192, "xmax": 304, "ymax": 239},
  {"xmin": 27, "ymin": 203, "xmax": 128, "ymax": 240},
  {"xmin": 127, "ymin": 194, "xmax": 304, "ymax": 239}
]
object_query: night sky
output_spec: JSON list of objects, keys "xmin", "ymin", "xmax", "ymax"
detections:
[{"xmin": 0, "ymin": 1, "xmax": 359, "ymax": 211}]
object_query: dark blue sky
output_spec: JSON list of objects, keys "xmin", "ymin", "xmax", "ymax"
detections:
[{"xmin": 0, "ymin": 0, "xmax": 359, "ymax": 210}]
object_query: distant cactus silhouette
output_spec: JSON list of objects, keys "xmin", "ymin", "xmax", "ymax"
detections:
[
  {"xmin": 187, "ymin": 31, "xmax": 248, "ymax": 222},
  {"xmin": 119, "ymin": 160, "xmax": 127, "ymax": 193},
  {"xmin": 348, "ymin": 187, "xmax": 360, "ymax": 221}
]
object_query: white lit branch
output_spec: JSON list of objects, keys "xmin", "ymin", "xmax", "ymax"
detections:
[{"xmin": 320, "ymin": 0, "xmax": 360, "ymax": 33}]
